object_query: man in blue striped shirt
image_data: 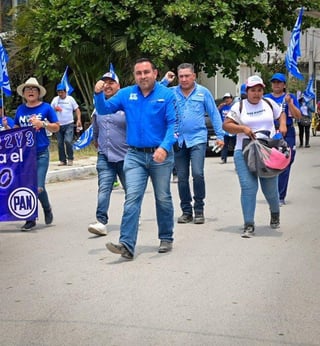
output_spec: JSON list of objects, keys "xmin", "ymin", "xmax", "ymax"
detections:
[
  {"xmin": 94, "ymin": 58, "xmax": 177, "ymax": 260},
  {"xmin": 88, "ymin": 70, "xmax": 128, "ymax": 236}
]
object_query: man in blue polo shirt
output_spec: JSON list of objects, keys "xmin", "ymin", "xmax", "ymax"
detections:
[{"xmin": 94, "ymin": 58, "xmax": 176, "ymax": 260}]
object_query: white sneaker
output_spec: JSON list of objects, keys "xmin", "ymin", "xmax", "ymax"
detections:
[{"xmin": 88, "ymin": 221, "xmax": 107, "ymax": 236}]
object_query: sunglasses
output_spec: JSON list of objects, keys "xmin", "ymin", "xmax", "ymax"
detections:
[{"xmin": 24, "ymin": 87, "xmax": 40, "ymax": 92}]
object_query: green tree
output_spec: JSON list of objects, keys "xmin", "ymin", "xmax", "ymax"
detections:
[{"xmin": 8, "ymin": 0, "xmax": 320, "ymax": 114}]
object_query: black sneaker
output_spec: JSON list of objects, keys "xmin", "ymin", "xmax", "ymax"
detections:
[
  {"xmin": 270, "ymin": 212, "xmax": 280, "ymax": 229},
  {"xmin": 105, "ymin": 242, "xmax": 133, "ymax": 260},
  {"xmin": 194, "ymin": 213, "xmax": 205, "ymax": 224},
  {"xmin": 241, "ymin": 224, "xmax": 255, "ymax": 238},
  {"xmin": 21, "ymin": 220, "xmax": 36, "ymax": 231},
  {"xmin": 158, "ymin": 241, "xmax": 173, "ymax": 253},
  {"xmin": 44, "ymin": 208, "xmax": 53, "ymax": 225},
  {"xmin": 177, "ymin": 213, "xmax": 193, "ymax": 223}
]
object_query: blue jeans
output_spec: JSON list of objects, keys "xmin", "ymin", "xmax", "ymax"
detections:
[
  {"xmin": 234, "ymin": 150, "xmax": 280, "ymax": 225},
  {"xmin": 221, "ymin": 135, "xmax": 236, "ymax": 161},
  {"xmin": 57, "ymin": 123, "xmax": 74, "ymax": 162},
  {"xmin": 29, "ymin": 148, "xmax": 51, "ymax": 221},
  {"xmin": 95, "ymin": 153, "xmax": 126, "ymax": 225},
  {"xmin": 278, "ymin": 126, "xmax": 296, "ymax": 200},
  {"xmin": 119, "ymin": 148, "xmax": 174, "ymax": 255},
  {"xmin": 174, "ymin": 142, "xmax": 206, "ymax": 215}
]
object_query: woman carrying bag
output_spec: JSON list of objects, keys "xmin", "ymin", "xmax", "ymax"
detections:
[{"xmin": 223, "ymin": 75, "xmax": 286, "ymax": 238}]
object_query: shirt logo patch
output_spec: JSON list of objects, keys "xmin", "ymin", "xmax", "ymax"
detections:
[{"xmin": 129, "ymin": 93, "xmax": 138, "ymax": 100}]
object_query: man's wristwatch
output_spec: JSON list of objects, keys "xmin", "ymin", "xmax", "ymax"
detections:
[{"xmin": 42, "ymin": 120, "xmax": 49, "ymax": 128}]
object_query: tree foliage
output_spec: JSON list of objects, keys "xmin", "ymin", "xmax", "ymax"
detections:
[{"xmin": 7, "ymin": 0, "xmax": 320, "ymax": 113}]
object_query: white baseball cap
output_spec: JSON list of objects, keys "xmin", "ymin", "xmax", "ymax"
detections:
[{"xmin": 246, "ymin": 75, "xmax": 265, "ymax": 89}]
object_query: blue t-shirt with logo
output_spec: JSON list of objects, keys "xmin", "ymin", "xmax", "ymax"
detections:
[{"xmin": 14, "ymin": 102, "xmax": 58, "ymax": 152}]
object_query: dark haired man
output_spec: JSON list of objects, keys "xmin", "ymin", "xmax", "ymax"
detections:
[
  {"xmin": 163, "ymin": 63, "xmax": 224, "ymax": 224},
  {"xmin": 94, "ymin": 58, "xmax": 177, "ymax": 260}
]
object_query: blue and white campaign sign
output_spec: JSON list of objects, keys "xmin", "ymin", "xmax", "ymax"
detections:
[{"xmin": 0, "ymin": 127, "xmax": 38, "ymax": 222}]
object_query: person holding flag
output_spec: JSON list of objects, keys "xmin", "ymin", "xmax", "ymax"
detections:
[
  {"xmin": 264, "ymin": 73, "xmax": 301, "ymax": 206},
  {"xmin": 264, "ymin": 8, "xmax": 305, "ymax": 207},
  {"xmin": 51, "ymin": 81, "xmax": 81, "ymax": 166}
]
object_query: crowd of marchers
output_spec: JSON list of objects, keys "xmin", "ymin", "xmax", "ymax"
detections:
[{"xmin": 1, "ymin": 60, "xmax": 306, "ymax": 257}]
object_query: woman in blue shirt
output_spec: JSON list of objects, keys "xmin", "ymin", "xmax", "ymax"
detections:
[
  {"xmin": 14, "ymin": 77, "xmax": 60, "ymax": 231},
  {"xmin": 264, "ymin": 73, "xmax": 302, "ymax": 206}
]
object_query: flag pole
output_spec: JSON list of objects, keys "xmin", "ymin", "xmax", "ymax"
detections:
[{"xmin": 0, "ymin": 87, "xmax": 4, "ymax": 117}]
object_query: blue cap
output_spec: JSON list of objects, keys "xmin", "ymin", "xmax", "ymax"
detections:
[
  {"xmin": 56, "ymin": 83, "xmax": 66, "ymax": 91},
  {"xmin": 270, "ymin": 73, "xmax": 286, "ymax": 83},
  {"xmin": 240, "ymin": 83, "xmax": 246, "ymax": 95}
]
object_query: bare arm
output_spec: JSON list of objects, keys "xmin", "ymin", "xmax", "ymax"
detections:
[
  {"xmin": 223, "ymin": 118, "xmax": 256, "ymax": 140},
  {"xmin": 75, "ymin": 108, "xmax": 82, "ymax": 127},
  {"xmin": 278, "ymin": 111, "xmax": 287, "ymax": 137},
  {"xmin": 285, "ymin": 94, "xmax": 301, "ymax": 119}
]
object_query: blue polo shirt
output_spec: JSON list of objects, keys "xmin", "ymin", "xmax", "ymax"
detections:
[{"xmin": 94, "ymin": 82, "xmax": 176, "ymax": 152}]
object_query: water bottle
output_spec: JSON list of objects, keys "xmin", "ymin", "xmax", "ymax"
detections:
[{"xmin": 212, "ymin": 144, "xmax": 222, "ymax": 153}]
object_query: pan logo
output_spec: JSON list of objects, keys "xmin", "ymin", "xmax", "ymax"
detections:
[{"xmin": 8, "ymin": 188, "xmax": 37, "ymax": 219}]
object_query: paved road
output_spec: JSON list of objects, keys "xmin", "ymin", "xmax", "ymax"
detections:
[{"xmin": 1, "ymin": 134, "xmax": 320, "ymax": 346}]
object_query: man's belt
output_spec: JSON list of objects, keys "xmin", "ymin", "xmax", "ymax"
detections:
[{"xmin": 130, "ymin": 146, "xmax": 158, "ymax": 153}]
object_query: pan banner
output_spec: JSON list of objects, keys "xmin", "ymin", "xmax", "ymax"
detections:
[{"xmin": 0, "ymin": 127, "xmax": 38, "ymax": 222}]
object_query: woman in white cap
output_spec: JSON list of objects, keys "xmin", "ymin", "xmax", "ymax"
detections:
[
  {"xmin": 223, "ymin": 75, "xmax": 286, "ymax": 238},
  {"xmin": 14, "ymin": 77, "xmax": 60, "ymax": 231}
]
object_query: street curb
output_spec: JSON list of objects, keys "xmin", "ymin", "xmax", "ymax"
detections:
[
  {"xmin": 46, "ymin": 157, "xmax": 97, "ymax": 183},
  {"xmin": 46, "ymin": 165, "xmax": 97, "ymax": 183}
]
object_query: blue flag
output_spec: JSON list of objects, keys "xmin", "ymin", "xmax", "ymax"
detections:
[
  {"xmin": 110, "ymin": 62, "xmax": 115, "ymax": 75},
  {"xmin": 60, "ymin": 66, "xmax": 74, "ymax": 95},
  {"xmin": 73, "ymin": 124, "xmax": 93, "ymax": 150},
  {"xmin": 0, "ymin": 38, "xmax": 12, "ymax": 96},
  {"xmin": 285, "ymin": 8, "xmax": 304, "ymax": 80},
  {"xmin": 304, "ymin": 75, "xmax": 315, "ymax": 101}
]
